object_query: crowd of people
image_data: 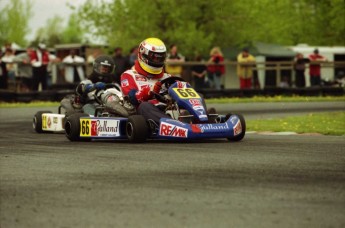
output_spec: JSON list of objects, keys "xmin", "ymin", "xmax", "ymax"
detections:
[{"xmin": 0, "ymin": 41, "xmax": 334, "ymax": 93}]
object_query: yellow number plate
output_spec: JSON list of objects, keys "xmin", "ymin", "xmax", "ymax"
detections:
[
  {"xmin": 80, "ymin": 119, "xmax": 91, "ymax": 136},
  {"xmin": 173, "ymin": 88, "xmax": 200, "ymax": 99}
]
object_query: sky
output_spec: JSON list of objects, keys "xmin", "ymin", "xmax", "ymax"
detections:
[
  {"xmin": 26, "ymin": 0, "xmax": 88, "ymax": 40},
  {"xmin": 0, "ymin": 0, "xmax": 88, "ymax": 41}
]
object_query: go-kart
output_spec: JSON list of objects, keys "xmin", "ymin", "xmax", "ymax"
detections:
[
  {"xmin": 32, "ymin": 84, "xmax": 135, "ymax": 134},
  {"xmin": 64, "ymin": 77, "xmax": 246, "ymax": 143}
]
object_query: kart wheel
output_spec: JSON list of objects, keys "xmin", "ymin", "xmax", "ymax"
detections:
[
  {"xmin": 227, "ymin": 113, "xmax": 246, "ymax": 142},
  {"xmin": 65, "ymin": 113, "xmax": 90, "ymax": 141},
  {"xmin": 33, "ymin": 111, "xmax": 52, "ymax": 133},
  {"xmin": 126, "ymin": 115, "xmax": 148, "ymax": 143}
]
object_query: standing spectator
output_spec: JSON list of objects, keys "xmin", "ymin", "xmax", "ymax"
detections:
[
  {"xmin": 165, "ymin": 44, "xmax": 185, "ymax": 76},
  {"xmin": 191, "ymin": 54, "xmax": 208, "ymax": 91},
  {"xmin": 112, "ymin": 47, "xmax": 130, "ymax": 84},
  {"xmin": 62, "ymin": 49, "xmax": 86, "ymax": 83},
  {"xmin": 127, "ymin": 46, "xmax": 138, "ymax": 67},
  {"xmin": 308, "ymin": 48, "xmax": 327, "ymax": 86},
  {"xmin": 13, "ymin": 47, "xmax": 33, "ymax": 92},
  {"xmin": 294, "ymin": 53, "xmax": 306, "ymax": 88},
  {"xmin": 30, "ymin": 43, "xmax": 51, "ymax": 91},
  {"xmin": 207, "ymin": 46, "xmax": 225, "ymax": 90},
  {"xmin": 1, "ymin": 48, "xmax": 15, "ymax": 89},
  {"xmin": 237, "ymin": 48, "xmax": 256, "ymax": 89}
]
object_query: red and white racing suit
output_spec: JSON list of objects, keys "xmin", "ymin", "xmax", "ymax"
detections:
[{"xmin": 121, "ymin": 60, "xmax": 171, "ymax": 106}]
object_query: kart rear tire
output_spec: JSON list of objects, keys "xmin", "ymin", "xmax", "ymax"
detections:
[
  {"xmin": 33, "ymin": 111, "xmax": 52, "ymax": 133},
  {"xmin": 227, "ymin": 113, "xmax": 246, "ymax": 142},
  {"xmin": 126, "ymin": 115, "xmax": 148, "ymax": 143},
  {"xmin": 65, "ymin": 113, "xmax": 90, "ymax": 141}
]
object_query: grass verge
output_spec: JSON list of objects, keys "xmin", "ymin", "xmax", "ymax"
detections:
[
  {"xmin": 1, "ymin": 96, "xmax": 344, "ymax": 108},
  {"xmin": 206, "ymin": 95, "xmax": 345, "ymax": 103},
  {"xmin": 247, "ymin": 112, "xmax": 345, "ymax": 135}
]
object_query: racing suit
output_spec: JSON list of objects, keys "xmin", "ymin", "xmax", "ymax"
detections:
[{"xmin": 121, "ymin": 60, "xmax": 171, "ymax": 123}]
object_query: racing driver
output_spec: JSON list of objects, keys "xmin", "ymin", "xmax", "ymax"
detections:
[
  {"xmin": 120, "ymin": 37, "xmax": 172, "ymax": 123},
  {"xmin": 76, "ymin": 55, "xmax": 135, "ymax": 116}
]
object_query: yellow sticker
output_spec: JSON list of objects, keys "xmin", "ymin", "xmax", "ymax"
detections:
[
  {"xmin": 172, "ymin": 88, "xmax": 200, "ymax": 99},
  {"xmin": 42, "ymin": 114, "xmax": 47, "ymax": 129},
  {"xmin": 80, "ymin": 119, "xmax": 91, "ymax": 136}
]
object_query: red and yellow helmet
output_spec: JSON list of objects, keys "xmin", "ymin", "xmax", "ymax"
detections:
[{"xmin": 138, "ymin": 38, "xmax": 167, "ymax": 75}]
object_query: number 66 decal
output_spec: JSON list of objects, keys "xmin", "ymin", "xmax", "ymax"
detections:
[{"xmin": 173, "ymin": 88, "xmax": 200, "ymax": 99}]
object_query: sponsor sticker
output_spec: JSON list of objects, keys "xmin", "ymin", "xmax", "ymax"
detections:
[
  {"xmin": 159, "ymin": 122, "xmax": 188, "ymax": 138},
  {"xmin": 191, "ymin": 124, "xmax": 202, "ymax": 133},
  {"xmin": 121, "ymin": 79, "xmax": 129, "ymax": 87},
  {"xmin": 135, "ymin": 75, "xmax": 147, "ymax": 81},
  {"xmin": 198, "ymin": 123, "xmax": 230, "ymax": 132},
  {"xmin": 47, "ymin": 117, "xmax": 51, "ymax": 128},
  {"xmin": 233, "ymin": 120, "xmax": 242, "ymax": 136},
  {"xmin": 189, "ymin": 99, "xmax": 201, "ymax": 106},
  {"xmin": 53, "ymin": 117, "xmax": 58, "ymax": 124},
  {"xmin": 80, "ymin": 119, "xmax": 120, "ymax": 137}
]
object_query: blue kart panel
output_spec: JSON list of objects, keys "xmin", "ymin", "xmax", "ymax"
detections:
[{"xmin": 156, "ymin": 115, "xmax": 243, "ymax": 140}]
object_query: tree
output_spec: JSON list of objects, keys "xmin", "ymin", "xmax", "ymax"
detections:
[
  {"xmin": 61, "ymin": 13, "xmax": 85, "ymax": 44},
  {"xmin": 76, "ymin": 0, "xmax": 345, "ymax": 57},
  {"xmin": 0, "ymin": 0, "xmax": 32, "ymax": 47},
  {"xmin": 31, "ymin": 16, "xmax": 64, "ymax": 47},
  {"xmin": 30, "ymin": 13, "xmax": 86, "ymax": 47}
]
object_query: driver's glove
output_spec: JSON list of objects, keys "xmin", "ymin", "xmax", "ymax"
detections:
[
  {"xmin": 135, "ymin": 86, "xmax": 152, "ymax": 102},
  {"xmin": 94, "ymin": 82, "xmax": 106, "ymax": 91}
]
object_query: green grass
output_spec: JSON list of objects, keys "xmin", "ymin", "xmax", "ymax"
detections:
[
  {"xmin": 206, "ymin": 95, "xmax": 345, "ymax": 104},
  {"xmin": 0, "ymin": 101, "xmax": 59, "ymax": 108},
  {"xmin": 247, "ymin": 112, "xmax": 345, "ymax": 135},
  {"xmin": 1, "ymin": 95, "xmax": 344, "ymax": 108}
]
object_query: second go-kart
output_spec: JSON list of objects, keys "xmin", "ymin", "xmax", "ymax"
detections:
[
  {"xmin": 64, "ymin": 77, "xmax": 246, "ymax": 143},
  {"xmin": 32, "ymin": 84, "xmax": 135, "ymax": 134}
]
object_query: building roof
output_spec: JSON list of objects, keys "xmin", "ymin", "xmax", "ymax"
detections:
[{"xmin": 224, "ymin": 42, "xmax": 296, "ymax": 59}]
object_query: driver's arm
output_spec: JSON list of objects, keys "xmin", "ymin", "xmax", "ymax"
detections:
[{"xmin": 121, "ymin": 72, "xmax": 150, "ymax": 106}]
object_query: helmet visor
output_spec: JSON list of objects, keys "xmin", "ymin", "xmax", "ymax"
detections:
[
  {"xmin": 94, "ymin": 61, "xmax": 115, "ymax": 75},
  {"xmin": 146, "ymin": 51, "xmax": 166, "ymax": 67}
]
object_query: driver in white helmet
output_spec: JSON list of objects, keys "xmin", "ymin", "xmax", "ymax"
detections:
[{"xmin": 120, "ymin": 37, "xmax": 172, "ymax": 122}]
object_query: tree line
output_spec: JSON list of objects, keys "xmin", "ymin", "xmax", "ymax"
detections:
[{"xmin": 1, "ymin": 0, "xmax": 344, "ymax": 58}]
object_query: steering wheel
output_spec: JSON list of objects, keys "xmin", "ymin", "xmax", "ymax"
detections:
[{"xmin": 159, "ymin": 76, "xmax": 186, "ymax": 89}]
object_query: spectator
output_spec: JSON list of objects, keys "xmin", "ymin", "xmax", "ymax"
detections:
[
  {"xmin": 294, "ymin": 53, "xmax": 306, "ymax": 88},
  {"xmin": 165, "ymin": 44, "xmax": 185, "ymax": 76},
  {"xmin": 112, "ymin": 47, "xmax": 130, "ymax": 84},
  {"xmin": 127, "ymin": 46, "xmax": 138, "ymax": 67},
  {"xmin": 62, "ymin": 49, "xmax": 86, "ymax": 83},
  {"xmin": 13, "ymin": 47, "xmax": 33, "ymax": 92},
  {"xmin": 1, "ymin": 48, "xmax": 15, "ymax": 89},
  {"xmin": 30, "ymin": 43, "xmax": 51, "ymax": 91},
  {"xmin": 191, "ymin": 54, "xmax": 208, "ymax": 91},
  {"xmin": 237, "ymin": 48, "xmax": 256, "ymax": 89},
  {"xmin": 87, "ymin": 49, "xmax": 102, "ymax": 64},
  {"xmin": 207, "ymin": 46, "xmax": 225, "ymax": 90},
  {"xmin": 308, "ymin": 48, "xmax": 327, "ymax": 86}
]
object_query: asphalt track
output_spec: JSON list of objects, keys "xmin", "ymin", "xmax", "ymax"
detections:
[{"xmin": 0, "ymin": 103, "xmax": 344, "ymax": 228}]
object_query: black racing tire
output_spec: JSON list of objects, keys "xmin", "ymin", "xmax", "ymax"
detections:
[
  {"xmin": 126, "ymin": 115, "xmax": 149, "ymax": 143},
  {"xmin": 33, "ymin": 111, "xmax": 52, "ymax": 133},
  {"xmin": 227, "ymin": 113, "xmax": 246, "ymax": 142},
  {"xmin": 65, "ymin": 113, "xmax": 90, "ymax": 141}
]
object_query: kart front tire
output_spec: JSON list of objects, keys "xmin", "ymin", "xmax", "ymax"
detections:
[
  {"xmin": 65, "ymin": 113, "xmax": 90, "ymax": 141},
  {"xmin": 126, "ymin": 115, "xmax": 148, "ymax": 143},
  {"xmin": 227, "ymin": 113, "xmax": 246, "ymax": 142},
  {"xmin": 33, "ymin": 111, "xmax": 52, "ymax": 133}
]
